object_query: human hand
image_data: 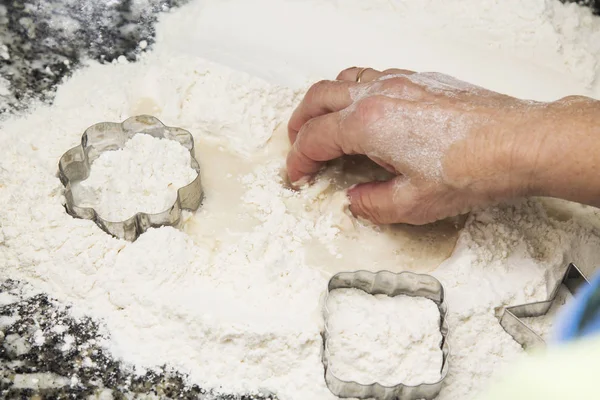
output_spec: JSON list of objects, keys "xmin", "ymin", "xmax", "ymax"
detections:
[{"xmin": 286, "ymin": 67, "xmax": 572, "ymax": 225}]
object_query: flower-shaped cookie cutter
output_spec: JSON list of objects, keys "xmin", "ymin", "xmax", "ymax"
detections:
[
  {"xmin": 58, "ymin": 115, "xmax": 203, "ymax": 241},
  {"xmin": 322, "ymin": 270, "xmax": 450, "ymax": 400}
]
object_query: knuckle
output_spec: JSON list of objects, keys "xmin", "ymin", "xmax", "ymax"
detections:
[
  {"xmin": 391, "ymin": 184, "xmax": 434, "ymax": 225},
  {"xmin": 378, "ymin": 76, "xmax": 428, "ymax": 101},
  {"xmin": 561, "ymin": 95, "xmax": 582, "ymax": 101},
  {"xmin": 380, "ymin": 75, "xmax": 412, "ymax": 90},
  {"xmin": 408, "ymin": 194, "xmax": 445, "ymax": 225},
  {"xmin": 394, "ymin": 201, "xmax": 422, "ymax": 225},
  {"xmin": 337, "ymin": 68, "xmax": 355, "ymax": 80},
  {"xmin": 382, "ymin": 68, "xmax": 414, "ymax": 74},
  {"xmin": 354, "ymin": 95, "xmax": 393, "ymax": 126},
  {"xmin": 305, "ymin": 80, "xmax": 329, "ymax": 103},
  {"xmin": 299, "ymin": 116, "xmax": 318, "ymax": 134},
  {"xmin": 296, "ymin": 117, "xmax": 326, "ymax": 152},
  {"xmin": 558, "ymin": 95, "xmax": 589, "ymax": 104},
  {"xmin": 354, "ymin": 190, "xmax": 394, "ymax": 225},
  {"xmin": 358, "ymin": 198, "xmax": 385, "ymax": 224}
]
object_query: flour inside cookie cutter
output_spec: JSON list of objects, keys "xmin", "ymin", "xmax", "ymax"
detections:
[
  {"xmin": 58, "ymin": 115, "xmax": 203, "ymax": 241},
  {"xmin": 499, "ymin": 263, "xmax": 589, "ymax": 350},
  {"xmin": 322, "ymin": 270, "xmax": 450, "ymax": 400}
]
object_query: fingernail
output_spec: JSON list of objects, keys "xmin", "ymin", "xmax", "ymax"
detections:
[
  {"xmin": 347, "ymin": 184, "xmax": 361, "ymax": 199},
  {"xmin": 291, "ymin": 176, "xmax": 311, "ymax": 188}
]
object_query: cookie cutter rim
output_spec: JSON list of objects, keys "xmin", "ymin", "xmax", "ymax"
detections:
[
  {"xmin": 58, "ymin": 115, "xmax": 203, "ymax": 242},
  {"xmin": 498, "ymin": 263, "xmax": 589, "ymax": 350},
  {"xmin": 322, "ymin": 270, "xmax": 450, "ymax": 400}
]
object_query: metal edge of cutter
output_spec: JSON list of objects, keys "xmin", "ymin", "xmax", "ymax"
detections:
[
  {"xmin": 58, "ymin": 115, "xmax": 203, "ymax": 242},
  {"xmin": 499, "ymin": 263, "xmax": 590, "ymax": 350},
  {"xmin": 322, "ymin": 270, "xmax": 450, "ymax": 400}
]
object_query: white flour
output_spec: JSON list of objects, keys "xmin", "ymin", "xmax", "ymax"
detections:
[
  {"xmin": 0, "ymin": 74, "xmax": 9, "ymax": 113},
  {"xmin": 522, "ymin": 286, "xmax": 572, "ymax": 341},
  {"xmin": 71, "ymin": 134, "xmax": 198, "ymax": 221},
  {"xmin": 2, "ymin": 1, "xmax": 600, "ymax": 400},
  {"xmin": 326, "ymin": 288, "xmax": 442, "ymax": 386}
]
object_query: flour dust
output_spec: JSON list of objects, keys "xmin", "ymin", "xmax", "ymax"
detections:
[{"xmin": 2, "ymin": 0, "xmax": 600, "ymax": 400}]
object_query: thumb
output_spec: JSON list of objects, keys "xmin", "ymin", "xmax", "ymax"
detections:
[{"xmin": 347, "ymin": 177, "xmax": 419, "ymax": 225}]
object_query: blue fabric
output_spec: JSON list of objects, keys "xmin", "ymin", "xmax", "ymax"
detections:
[{"xmin": 553, "ymin": 271, "xmax": 600, "ymax": 343}]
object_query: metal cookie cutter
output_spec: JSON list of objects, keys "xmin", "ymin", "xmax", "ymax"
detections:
[
  {"xmin": 58, "ymin": 115, "xmax": 203, "ymax": 241},
  {"xmin": 499, "ymin": 263, "xmax": 589, "ymax": 350},
  {"xmin": 322, "ymin": 270, "xmax": 450, "ymax": 400}
]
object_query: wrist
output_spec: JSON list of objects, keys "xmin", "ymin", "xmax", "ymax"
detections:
[
  {"xmin": 516, "ymin": 96, "xmax": 600, "ymax": 205},
  {"xmin": 453, "ymin": 101, "xmax": 552, "ymax": 201}
]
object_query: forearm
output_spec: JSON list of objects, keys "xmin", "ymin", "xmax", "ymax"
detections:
[{"xmin": 443, "ymin": 96, "xmax": 600, "ymax": 211}]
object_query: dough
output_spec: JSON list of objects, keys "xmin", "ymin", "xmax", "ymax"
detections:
[{"xmin": 185, "ymin": 125, "xmax": 463, "ymax": 276}]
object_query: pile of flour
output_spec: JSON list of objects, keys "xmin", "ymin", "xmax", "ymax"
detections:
[
  {"xmin": 326, "ymin": 288, "xmax": 443, "ymax": 386},
  {"xmin": 522, "ymin": 286, "xmax": 572, "ymax": 341},
  {"xmin": 3, "ymin": 1, "xmax": 600, "ymax": 400},
  {"xmin": 71, "ymin": 134, "xmax": 197, "ymax": 221}
]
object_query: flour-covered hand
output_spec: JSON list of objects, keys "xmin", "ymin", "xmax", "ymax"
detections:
[{"xmin": 287, "ymin": 67, "xmax": 598, "ymax": 225}]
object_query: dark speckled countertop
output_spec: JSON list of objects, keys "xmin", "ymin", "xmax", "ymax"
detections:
[
  {"xmin": 1, "ymin": 0, "xmax": 599, "ymax": 399},
  {"xmin": 0, "ymin": 0, "xmax": 189, "ymax": 114},
  {"xmin": 0, "ymin": 1, "xmax": 275, "ymax": 398}
]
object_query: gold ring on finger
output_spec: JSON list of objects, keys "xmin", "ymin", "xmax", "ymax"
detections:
[{"xmin": 356, "ymin": 67, "xmax": 369, "ymax": 83}]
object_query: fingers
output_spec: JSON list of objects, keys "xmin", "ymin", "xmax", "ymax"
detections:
[
  {"xmin": 288, "ymin": 68, "xmax": 417, "ymax": 145},
  {"xmin": 348, "ymin": 176, "xmax": 439, "ymax": 225},
  {"xmin": 337, "ymin": 67, "xmax": 416, "ymax": 83},
  {"xmin": 286, "ymin": 94, "xmax": 395, "ymax": 185},
  {"xmin": 288, "ymin": 80, "xmax": 354, "ymax": 144},
  {"xmin": 348, "ymin": 178, "xmax": 457, "ymax": 225},
  {"xmin": 286, "ymin": 112, "xmax": 346, "ymax": 184},
  {"xmin": 347, "ymin": 177, "xmax": 421, "ymax": 225},
  {"xmin": 337, "ymin": 67, "xmax": 381, "ymax": 83},
  {"xmin": 347, "ymin": 178, "xmax": 406, "ymax": 224}
]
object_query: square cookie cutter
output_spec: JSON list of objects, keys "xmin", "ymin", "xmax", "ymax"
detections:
[
  {"xmin": 322, "ymin": 270, "xmax": 449, "ymax": 400},
  {"xmin": 498, "ymin": 263, "xmax": 589, "ymax": 350},
  {"xmin": 58, "ymin": 115, "xmax": 203, "ymax": 241}
]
